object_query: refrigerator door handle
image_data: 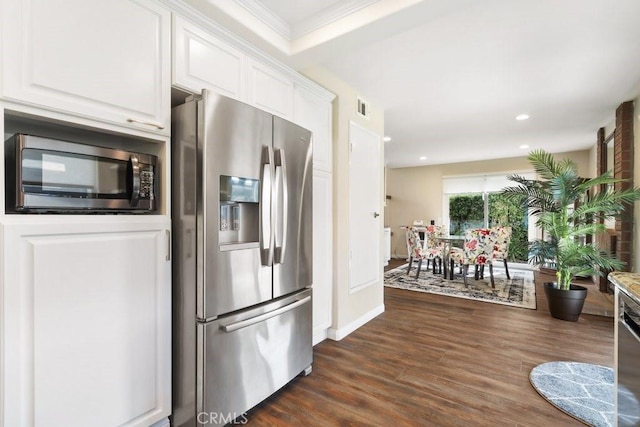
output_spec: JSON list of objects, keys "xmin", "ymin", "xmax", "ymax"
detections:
[
  {"xmin": 260, "ymin": 146, "xmax": 275, "ymax": 266},
  {"xmin": 274, "ymin": 149, "xmax": 288, "ymax": 264},
  {"xmin": 220, "ymin": 296, "xmax": 311, "ymax": 333}
]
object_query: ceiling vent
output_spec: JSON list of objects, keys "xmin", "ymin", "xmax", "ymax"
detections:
[{"xmin": 356, "ymin": 96, "xmax": 371, "ymax": 120}]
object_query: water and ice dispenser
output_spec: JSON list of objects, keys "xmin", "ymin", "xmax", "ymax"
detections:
[{"xmin": 219, "ymin": 175, "xmax": 260, "ymax": 245}]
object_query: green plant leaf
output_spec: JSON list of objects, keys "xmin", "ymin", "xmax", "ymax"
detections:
[{"xmin": 502, "ymin": 149, "xmax": 640, "ymax": 287}]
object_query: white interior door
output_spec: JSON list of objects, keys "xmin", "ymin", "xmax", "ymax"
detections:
[{"xmin": 349, "ymin": 121, "xmax": 382, "ymax": 292}]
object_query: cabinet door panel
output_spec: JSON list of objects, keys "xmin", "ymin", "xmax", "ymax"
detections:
[
  {"xmin": 294, "ymin": 86, "xmax": 333, "ymax": 172},
  {"xmin": 1, "ymin": 0, "xmax": 170, "ymax": 133},
  {"xmin": 247, "ymin": 59, "xmax": 293, "ymax": 119},
  {"xmin": 173, "ymin": 16, "xmax": 247, "ymax": 100},
  {"xmin": 33, "ymin": 233, "xmax": 158, "ymax": 426},
  {"xmin": 1, "ymin": 219, "xmax": 171, "ymax": 427},
  {"xmin": 312, "ymin": 170, "xmax": 332, "ymax": 343}
]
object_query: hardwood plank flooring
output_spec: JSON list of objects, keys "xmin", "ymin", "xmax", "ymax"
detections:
[{"xmin": 245, "ymin": 259, "xmax": 614, "ymax": 426}]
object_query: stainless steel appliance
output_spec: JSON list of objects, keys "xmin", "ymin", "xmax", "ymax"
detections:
[
  {"xmin": 171, "ymin": 90, "xmax": 313, "ymax": 426},
  {"xmin": 617, "ymin": 290, "xmax": 640, "ymax": 426},
  {"xmin": 4, "ymin": 134, "xmax": 157, "ymax": 212}
]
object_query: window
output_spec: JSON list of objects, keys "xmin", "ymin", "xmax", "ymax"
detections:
[{"xmin": 442, "ymin": 172, "xmax": 535, "ymax": 262}]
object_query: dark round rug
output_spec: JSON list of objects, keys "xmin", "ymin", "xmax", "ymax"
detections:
[{"xmin": 529, "ymin": 361, "xmax": 614, "ymax": 427}]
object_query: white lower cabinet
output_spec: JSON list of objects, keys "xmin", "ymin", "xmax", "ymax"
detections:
[
  {"xmin": 312, "ymin": 170, "xmax": 333, "ymax": 344},
  {"xmin": 0, "ymin": 216, "xmax": 171, "ymax": 427}
]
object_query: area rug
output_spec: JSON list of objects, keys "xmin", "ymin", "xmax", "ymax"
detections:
[
  {"xmin": 384, "ymin": 263, "xmax": 536, "ymax": 309},
  {"xmin": 530, "ymin": 362, "xmax": 615, "ymax": 427}
]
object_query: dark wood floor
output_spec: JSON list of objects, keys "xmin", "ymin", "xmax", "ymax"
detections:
[{"xmin": 245, "ymin": 259, "xmax": 614, "ymax": 426}]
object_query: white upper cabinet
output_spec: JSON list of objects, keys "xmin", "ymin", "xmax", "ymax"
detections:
[
  {"xmin": 0, "ymin": 0, "xmax": 171, "ymax": 135},
  {"xmin": 294, "ymin": 85, "xmax": 333, "ymax": 172},
  {"xmin": 247, "ymin": 58, "xmax": 294, "ymax": 120},
  {"xmin": 173, "ymin": 19, "xmax": 295, "ymax": 119},
  {"xmin": 172, "ymin": 15, "xmax": 247, "ymax": 100}
]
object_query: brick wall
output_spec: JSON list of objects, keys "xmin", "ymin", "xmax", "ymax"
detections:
[{"xmin": 615, "ymin": 101, "xmax": 634, "ymax": 271}]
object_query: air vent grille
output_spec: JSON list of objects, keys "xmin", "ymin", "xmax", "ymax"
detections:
[{"xmin": 357, "ymin": 96, "xmax": 371, "ymax": 119}]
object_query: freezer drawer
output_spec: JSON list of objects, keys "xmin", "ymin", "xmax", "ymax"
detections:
[{"xmin": 197, "ymin": 289, "xmax": 312, "ymax": 425}]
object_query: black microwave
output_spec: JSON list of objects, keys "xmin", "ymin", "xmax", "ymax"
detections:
[{"xmin": 5, "ymin": 134, "xmax": 158, "ymax": 213}]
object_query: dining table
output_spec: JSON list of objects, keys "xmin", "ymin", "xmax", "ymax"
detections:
[{"xmin": 435, "ymin": 235, "xmax": 465, "ymax": 279}]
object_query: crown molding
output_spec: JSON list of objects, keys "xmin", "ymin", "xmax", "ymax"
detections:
[
  {"xmin": 230, "ymin": 0, "xmax": 382, "ymax": 41},
  {"xmin": 234, "ymin": 0, "xmax": 290, "ymax": 40},
  {"xmin": 291, "ymin": 0, "xmax": 380, "ymax": 39},
  {"xmin": 159, "ymin": 0, "xmax": 335, "ymax": 102}
]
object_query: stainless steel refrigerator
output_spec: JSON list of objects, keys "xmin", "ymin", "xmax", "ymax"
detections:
[{"xmin": 171, "ymin": 90, "xmax": 313, "ymax": 426}]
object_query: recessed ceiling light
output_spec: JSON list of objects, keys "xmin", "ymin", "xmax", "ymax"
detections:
[
  {"xmin": 519, "ymin": 144, "xmax": 530, "ymax": 149},
  {"xmin": 419, "ymin": 156, "xmax": 427, "ymax": 160},
  {"xmin": 516, "ymin": 114, "xmax": 530, "ymax": 121},
  {"xmin": 383, "ymin": 136, "xmax": 392, "ymax": 142}
]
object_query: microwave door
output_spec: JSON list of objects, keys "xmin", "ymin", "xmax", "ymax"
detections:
[
  {"xmin": 10, "ymin": 134, "xmax": 157, "ymax": 212},
  {"xmin": 19, "ymin": 147, "xmax": 128, "ymax": 210}
]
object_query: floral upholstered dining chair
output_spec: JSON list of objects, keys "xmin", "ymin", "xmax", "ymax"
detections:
[
  {"xmin": 449, "ymin": 228, "xmax": 495, "ymax": 287},
  {"xmin": 423, "ymin": 224, "xmax": 446, "ymax": 271},
  {"xmin": 405, "ymin": 226, "xmax": 442, "ymax": 278},
  {"xmin": 489, "ymin": 225, "xmax": 512, "ymax": 279},
  {"xmin": 423, "ymin": 224, "xmax": 443, "ymax": 248}
]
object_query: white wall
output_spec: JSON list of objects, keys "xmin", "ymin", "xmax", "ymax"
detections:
[
  {"xmin": 386, "ymin": 150, "xmax": 592, "ymax": 258},
  {"xmin": 300, "ymin": 65, "xmax": 385, "ymax": 338}
]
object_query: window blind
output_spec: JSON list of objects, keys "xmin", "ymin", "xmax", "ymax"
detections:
[{"xmin": 442, "ymin": 172, "xmax": 535, "ymax": 195}]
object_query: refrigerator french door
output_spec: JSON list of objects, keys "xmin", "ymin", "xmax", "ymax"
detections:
[{"xmin": 171, "ymin": 91, "xmax": 313, "ymax": 427}]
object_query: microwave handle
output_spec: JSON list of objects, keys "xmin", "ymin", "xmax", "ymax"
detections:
[{"xmin": 129, "ymin": 155, "xmax": 140, "ymax": 207}]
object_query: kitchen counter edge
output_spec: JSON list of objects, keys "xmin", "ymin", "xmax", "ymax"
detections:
[{"xmin": 609, "ymin": 272, "xmax": 640, "ymax": 305}]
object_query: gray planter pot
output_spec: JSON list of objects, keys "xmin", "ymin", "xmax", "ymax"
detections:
[{"xmin": 543, "ymin": 282, "xmax": 588, "ymax": 322}]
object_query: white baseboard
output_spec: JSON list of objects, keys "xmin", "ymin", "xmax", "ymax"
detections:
[{"xmin": 327, "ymin": 304, "xmax": 385, "ymax": 341}]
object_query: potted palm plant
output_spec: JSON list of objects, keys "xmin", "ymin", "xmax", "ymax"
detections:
[{"xmin": 502, "ymin": 150, "xmax": 640, "ymax": 321}]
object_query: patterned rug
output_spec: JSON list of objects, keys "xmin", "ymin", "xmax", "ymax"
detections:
[
  {"xmin": 384, "ymin": 263, "xmax": 536, "ymax": 309},
  {"xmin": 529, "ymin": 362, "xmax": 615, "ymax": 427}
]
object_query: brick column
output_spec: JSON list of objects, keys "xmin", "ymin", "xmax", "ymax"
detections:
[
  {"xmin": 597, "ymin": 127, "xmax": 606, "ymax": 180},
  {"xmin": 595, "ymin": 127, "xmax": 607, "ymax": 290},
  {"xmin": 614, "ymin": 101, "xmax": 634, "ymax": 271}
]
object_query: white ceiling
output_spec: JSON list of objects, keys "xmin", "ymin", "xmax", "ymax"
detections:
[
  {"xmin": 259, "ymin": 0, "xmax": 344, "ymax": 26},
  {"xmin": 184, "ymin": 0, "xmax": 640, "ymax": 168}
]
